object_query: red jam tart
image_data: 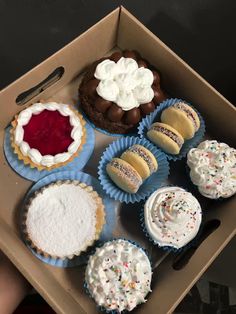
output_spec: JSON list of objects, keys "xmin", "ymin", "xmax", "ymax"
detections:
[{"xmin": 11, "ymin": 102, "xmax": 85, "ymax": 170}]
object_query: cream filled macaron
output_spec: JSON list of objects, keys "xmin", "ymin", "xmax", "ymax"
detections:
[
  {"xmin": 147, "ymin": 122, "xmax": 184, "ymax": 155},
  {"xmin": 121, "ymin": 144, "xmax": 158, "ymax": 180},
  {"xmin": 161, "ymin": 102, "xmax": 200, "ymax": 140},
  {"xmin": 144, "ymin": 186, "xmax": 202, "ymax": 249},
  {"xmin": 106, "ymin": 158, "xmax": 142, "ymax": 193}
]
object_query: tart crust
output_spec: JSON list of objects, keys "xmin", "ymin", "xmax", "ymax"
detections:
[
  {"xmin": 22, "ymin": 180, "xmax": 105, "ymax": 260},
  {"xmin": 10, "ymin": 104, "xmax": 86, "ymax": 171}
]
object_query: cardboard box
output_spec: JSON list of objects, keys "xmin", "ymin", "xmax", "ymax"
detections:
[{"xmin": 0, "ymin": 6, "xmax": 235, "ymax": 314}]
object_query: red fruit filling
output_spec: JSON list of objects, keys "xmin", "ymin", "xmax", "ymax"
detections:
[{"xmin": 23, "ymin": 110, "xmax": 73, "ymax": 155}]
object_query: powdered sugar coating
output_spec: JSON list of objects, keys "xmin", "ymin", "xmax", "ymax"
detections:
[
  {"xmin": 187, "ymin": 140, "xmax": 236, "ymax": 199},
  {"xmin": 85, "ymin": 239, "xmax": 152, "ymax": 312},
  {"xmin": 26, "ymin": 182, "xmax": 97, "ymax": 257}
]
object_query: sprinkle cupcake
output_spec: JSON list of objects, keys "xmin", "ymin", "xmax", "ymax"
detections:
[
  {"xmin": 85, "ymin": 239, "xmax": 152, "ymax": 312},
  {"xmin": 187, "ymin": 140, "xmax": 236, "ymax": 199},
  {"xmin": 144, "ymin": 186, "xmax": 202, "ymax": 250},
  {"xmin": 22, "ymin": 180, "xmax": 105, "ymax": 259},
  {"xmin": 11, "ymin": 102, "xmax": 86, "ymax": 170}
]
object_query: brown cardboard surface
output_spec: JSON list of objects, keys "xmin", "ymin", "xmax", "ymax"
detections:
[
  {"xmin": 118, "ymin": 7, "xmax": 236, "ymax": 145},
  {"xmin": 0, "ymin": 6, "xmax": 235, "ymax": 314},
  {"xmin": 0, "ymin": 7, "xmax": 120, "ymax": 128}
]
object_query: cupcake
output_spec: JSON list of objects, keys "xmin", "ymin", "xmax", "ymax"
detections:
[
  {"xmin": 79, "ymin": 50, "xmax": 167, "ymax": 134},
  {"xmin": 22, "ymin": 180, "xmax": 105, "ymax": 259},
  {"xmin": 85, "ymin": 239, "xmax": 152, "ymax": 312},
  {"xmin": 11, "ymin": 102, "xmax": 86, "ymax": 170},
  {"xmin": 144, "ymin": 186, "xmax": 202, "ymax": 250},
  {"xmin": 187, "ymin": 140, "xmax": 236, "ymax": 199}
]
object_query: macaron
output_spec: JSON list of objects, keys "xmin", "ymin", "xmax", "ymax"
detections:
[
  {"xmin": 161, "ymin": 102, "xmax": 200, "ymax": 139},
  {"xmin": 121, "ymin": 144, "xmax": 158, "ymax": 180},
  {"xmin": 106, "ymin": 158, "xmax": 142, "ymax": 193},
  {"xmin": 147, "ymin": 122, "xmax": 184, "ymax": 155}
]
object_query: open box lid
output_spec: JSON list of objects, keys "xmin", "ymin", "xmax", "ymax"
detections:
[{"xmin": 0, "ymin": 6, "xmax": 235, "ymax": 314}]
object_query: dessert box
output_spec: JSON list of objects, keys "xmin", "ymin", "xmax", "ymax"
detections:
[{"xmin": 0, "ymin": 6, "xmax": 235, "ymax": 314}]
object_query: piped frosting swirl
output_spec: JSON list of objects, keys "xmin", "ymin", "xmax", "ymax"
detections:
[{"xmin": 144, "ymin": 186, "xmax": 202, "ymax": 249}]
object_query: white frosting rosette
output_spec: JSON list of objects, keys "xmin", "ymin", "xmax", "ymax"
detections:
[
  {"xmin": 187, "ymin": 140, "xmax": 236, "ymax": 199},
  {"xmin": 94, "ymin": 57, "xmax": 154, "ymax": 111},
  {"xmin": 144, "ymin": 186, "xmax": 202, "ymax": 249}
]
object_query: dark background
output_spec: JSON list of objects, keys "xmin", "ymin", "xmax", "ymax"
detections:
[{"xmin": 0, "ymin": 0, "xmax": 235, "ymax": 103}]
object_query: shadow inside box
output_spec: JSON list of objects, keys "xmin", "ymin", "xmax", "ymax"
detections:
[
  {"xmin": 174, "ymin": 281, "xmax": 236, "ymax": 314},
  {"xmin": 115, "ymin": 201, "xmax": 170, "ymax": 269},
  {"xmin": 145, "ymin": 4, "xmax": 236, "ymax": 105}
]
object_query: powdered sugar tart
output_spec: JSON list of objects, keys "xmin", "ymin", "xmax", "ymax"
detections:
[
  {"xmin": 22, "ymin": 180, "xmax": 105, "ymax": 259},
  {"xmin": 144, "ymin": 186, "xmax": 202, "ymax": 249},
  {"xmin": 187, "ymin": 140, "xmax": 236, "ymax": 199},
  {"xmin": 10, "ymin": 102, "xmax": 86, "ymax": 171},
  {"xmin": 85, "ymin": 239, "xmax": 152, "ymax": 312}
]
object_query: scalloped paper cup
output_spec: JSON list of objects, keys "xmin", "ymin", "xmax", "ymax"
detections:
[
  {"xmin": 98, "ymin": 136, "xmax": 169, "ymax": 203},
  {"xmin": 138, "ymin": 98, "xmax": 206, "ymax": 161},
  {"xmin": 140, "ymin": 185, "xmax": 203, "ymax": 253},
  {"xmin": 20, "ymin": 170, "xmax": 118, "ymax": 267},
  {"xmin": 84, "ymin": 238, "xmax": 152, "ymax": 313}
]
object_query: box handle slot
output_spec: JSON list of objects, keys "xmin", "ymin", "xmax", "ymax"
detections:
[
  {"xmin": 16, "ymin": 66, "xmax": 64, "ymax": 105},
  {"xmin": 172, "ymin": 219, "xmax": 221, "ymax": 270}
]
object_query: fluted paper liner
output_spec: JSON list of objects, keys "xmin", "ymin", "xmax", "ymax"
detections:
[
  {"xmin": 138, "ymin": 98, "xmax": 206, "ymax": 161},
  {"xmin": 98, "ymin": 136, "xmax": 170, "ymax": 203}
]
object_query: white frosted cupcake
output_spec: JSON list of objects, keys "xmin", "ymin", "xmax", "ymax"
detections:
[
  {"xmin": 187, "ymin": 140, "xmax": 236, "ymax": 199},
  {"xmin": 85, "ymin": 239, "xmax": 152, "ymax": 312},
  {"xmin": 144, "ymin": 186, "xmax": 202, "ymax": 250},
  {"xmin": 22, "ymin": 180, "xmax": 105, "ymax": 259}
]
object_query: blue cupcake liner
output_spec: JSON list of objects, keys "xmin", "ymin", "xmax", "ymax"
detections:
[
  {"xmin": 84, "ymin": 238, "xmax": 152, "ymax": 313},
  {"xmin": 20, "ymin": 170, "xmax": 118, "ymax": 267},
  {"xmin": 140, "ymin": 185, "xmax": 203, "ymax": 253},
  {"xmin": 98, "ymin": 136, "xmax": 170, "ymax": 204},
  {"xmin": 138, "ymin": 98, "xmax": 206, "ymax": 161},
  {"xmin": 4, "ymin": 121, "xmax": 95, "ymax": 182},
  {"xmin": 78, "ymin": 103, "xmax": 137, "ymax": 137}
]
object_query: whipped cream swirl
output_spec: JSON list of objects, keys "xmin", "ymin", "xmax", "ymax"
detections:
[
  {"xmin": 94, "ymin": 57, "xmax": 154, "ymax": 111},
  {"xmin": 85, "ymin": 239, "xmax": 152, "ymax": 312},
  {"xmin": 187, "ymin": 140, "xmax": 236, "ymax": 199},
  {"xmin": 14, "ymin": 102, "xmax": 83, "ymax": 167},
  {"xmin": 144, "ymin": 187, "xmax": 202, "ymax": 249}
]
